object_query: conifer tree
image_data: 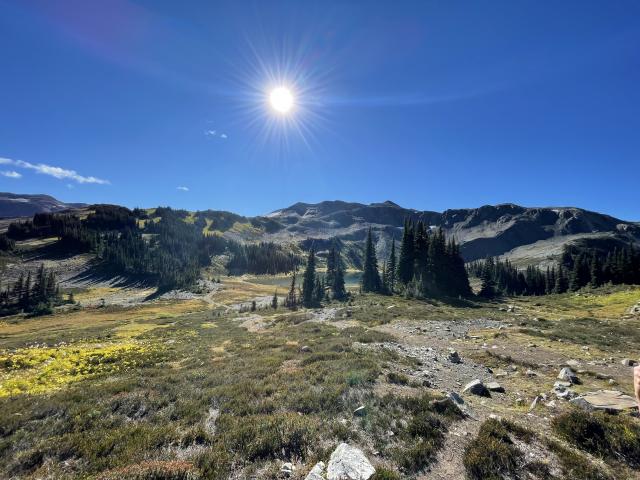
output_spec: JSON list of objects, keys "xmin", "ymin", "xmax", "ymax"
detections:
[
  {"xmin": 332, "ymin": 259, "xmax": 347, "ymax": 300},
  {"xmin": 301, "ymin": 249, "xmax": 317, "ymax": 307},
  {"xmin": 313, "ymin": 276, "xmax": 324, "ymax": 305},
  {"xmin": 286, "ymin": 271, "xmax": 297, "ymax": 310},
  {"xmin": 361, "ymin": 227, "xmax": 381, "ymax": 293},
  {"xmin": 478, "ymin": 257, "xmax": 497, "ymax": 298},
  {"xmin": 397, "ymin": 219, "xmax": 415, "ymax": 285},
  {"xmin": 271, "ymin": 290, "xmax": 278, "ymax": 309},
  {"xmin": 386, "ymin": 238, "xmax": 397, "ymax": 293},
  {"xmin": 589, "ymin": 254, "xmax": 602, "ymax": 288},
  {"xmin": 554, "ymin": 265, "xmax": 569, "ymax": 293}
]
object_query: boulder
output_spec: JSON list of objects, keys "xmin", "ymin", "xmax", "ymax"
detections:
[
  {"xmin": 570, "ymin": 390, "xmax": 637, "ymax": 412},
  {"xmin": 486, "ymin": 381, "xmax": 505, "ymax": 393},
  {"xmin": 300, "ymin": 345, "xmax": 312, "ymax": 353},
  {"xmin": 326, "ymin": 443, "xmax": 375, "ymax": 480},
  {"xmin": 557, "ymin": 367, "xmax": 580, "ymax": 385},
  {"xmin": 462, "ymin": 379, "xmax": 490, "ymax": 397},
  {"xmin": 305, "ymin": 462, "xmax": 325, "ymax": 480},
  {"xmin": 621, "ymin": 358, "xmax": 638, "ymax": 367}
]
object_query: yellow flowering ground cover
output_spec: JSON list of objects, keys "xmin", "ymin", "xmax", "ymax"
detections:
[{"xmin": 0, "ymin": 340, "xmax": 160, "ymax": 397}]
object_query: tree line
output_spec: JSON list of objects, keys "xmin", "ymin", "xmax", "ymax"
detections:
[
  {"xmin": 0, "ymin": 264, "xmax": 64, "ymax": 316},
  {"xmin": 468, "ymin": 242, "xmax": 640, "ymax": 298},
  {"xmin": 4, "ymin": 206, "xmax": 303, "ymax": 290}
]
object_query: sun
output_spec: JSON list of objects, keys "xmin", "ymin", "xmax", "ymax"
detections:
[{"xmin": 269, "ymin": 87, "xmax": 294, "ymax": 113}]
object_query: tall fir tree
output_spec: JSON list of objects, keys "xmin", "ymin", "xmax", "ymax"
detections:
[
  {"xmin": 385, "ymin": 238, "xmax": 397, "ymax": 293},
  {"xmin": 396, "ymin": 219, "xmax": 415, "ymax": 285},
  {"xmin": 333, "ymin": 259, "xmax": 347, "ymax": 300},
  {"xmin": 361, "ymin": 227, "xmax": 381, "ymax": 293},
  {"xmin": 301, "ymin": 249, "xmax": 317, "ymax": 307},
  {"xmin": 478, "ymin": 257, "xmax": 497, "ymax": 298},
  {"xmin": 286, "ymin": 271, "xmax": 297, "ymax": 310},
  {"xmin": 554, "ymin": 265, "xmax": 569, "ymax": 293}
]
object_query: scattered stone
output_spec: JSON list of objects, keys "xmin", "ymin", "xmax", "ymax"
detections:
[
  {"xmin": 554, "ymin": 388, "xmax": 577, "ymax": 400},
  {"xmin": 462, "ymin": 379, "xmax": 490, "ymax": 397},
  {"xmin": 300, "ymin": 345, "xmax": 312, "ymax": 353},
  {"xmin": 621, "ymin": 358, "xmax": 638, "ymax": 367},
  {"xmin": 304, "ymin": 462, "xmax": 325, "ymax": 480},
  {"xmin": 509, "ymin": 365, "xmax": 518, "ymax": 372},
  {"xmin": 566, "ymin": 359, "xmax": 580, "ymax": 367},
  {"xmin": 281, "ymin": 462, "xmax": 295, "ymax": 476},
  {"xmin": 447, "ymin": 348, "xmax": 461, "ymax": 364},
  {"xmin": 557, "ymin": 367, "xmax": 580, "ymax": 385},
  {"xmin": 570, "ymin": 390, "xmax": 638, "ymax": 412},
  {"xmin": 353, "ymin": 406, "xmax": 366, "ymax": 417},
  {"xmin": 494, "ymin": 370, "xmax": 508, "ymax": 378},
  {"xmin": 546, "ymin": 400, "xmax": 557, "ymax": 409},
  {"xmin": 554, "ymin": 381, "xmax": 571, "ymax": 389},
  {"xmin": 448, "ymin": 391, "xmax": 465, "ymax": 405},
  {"xmin": 525, "ymin": 369, "xmax": 537, "ymax": 377},
  {"xmin": 515, "ymin": 397, "xmax": 525, "ymax": 406},
  {"xmin": 326, "ymin": 443, "xmax": 376, "ymax": 480},
  {"xmin": 486, "ymin": 381, "xmax": 505, "ymax": 393},
  {"xmin": 529, "ymin": 395, "xmax": 542, "ymax": 411}
]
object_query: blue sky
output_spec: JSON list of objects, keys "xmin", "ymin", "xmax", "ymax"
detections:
[{"xmin": 1, "ymin": 1, "xmax": 639, "ymax": 220}]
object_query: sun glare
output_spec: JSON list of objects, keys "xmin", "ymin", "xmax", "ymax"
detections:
[{"xmin": 269, "ymin": 87, "xmax": 294, "ymax": 113}]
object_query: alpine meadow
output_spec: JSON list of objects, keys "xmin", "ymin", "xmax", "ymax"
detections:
[{"xmin": 1, "ymin": 2, "xmax": 640, "ymax": 480}]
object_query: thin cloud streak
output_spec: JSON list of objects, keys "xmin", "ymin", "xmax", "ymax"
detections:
[
  {"xmin": 1, "ymin": 170, "xmax": 22, "ymax": 179},
  {"xmin": 0, "ymin": 157, "xmax": 109, "ymax": 184}
]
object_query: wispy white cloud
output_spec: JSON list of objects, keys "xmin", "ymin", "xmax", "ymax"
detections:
[
  {"xmin": 177, "ymin": 186, "xmax": 189, "ymax": 191},
  {"xmin": 0, "ymin": 156, "xmax": 109, "ymax": 184},
  {"xmin": 1, "ymin": 170, "xmax": 22, "ymax": 179},
  {"xmin": 204, "ymin": 129, "xmax": 227, "ymax": 139}
]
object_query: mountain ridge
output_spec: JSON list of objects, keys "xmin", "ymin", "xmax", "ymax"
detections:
[{"xmin": 1, "ymin": 193, "xmax": 638, "ymax": 264}]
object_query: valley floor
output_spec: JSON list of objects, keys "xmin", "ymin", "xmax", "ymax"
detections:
[{"xmin": 1, "ymin": 278, "xmax": 640, "ymax": 479}]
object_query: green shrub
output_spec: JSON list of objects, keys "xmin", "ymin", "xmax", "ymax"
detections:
[
  {"xmin": 546, "ymin": 440, "xmax": 611, "ymax": 480},
  {"xmin": 463, "ymin": 419, "xmax": 522, "ymax": 480},
  {"xmin": 97, "ymin": 460, "xmax": 200, "ymax": 480},
  {"xmin": 386, "ymin": 372, "xmax": 409, "ymax": 385},
  {"xmin": 552, "ymin": 409, "xmax": 640, "ymax": 468},
  {"xmin": 371, "ymin": 466, "xmax": 401, "ymax": 479}
]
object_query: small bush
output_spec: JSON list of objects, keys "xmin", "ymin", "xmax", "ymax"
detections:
[
  {"xmin": 547, "ymin": 440, "xmax": 612, "ymax": 480},
  {"xmin": 463, "ymin": 419, "xmax": 522, "ymax": 480},
  {"xmin": 97, "ymin": 460, "xmax": 200, "ymax": 480},
  {"xmin": 371, "ymin": 466, "xmax": 401, "ymax": 479},
  {"xmin": 386, "ymin": 372, "xmax": 409, "ymax": 385},
  {"xmin": 552, "ymin": 409, "xmax": 640, "ymax": 468}
]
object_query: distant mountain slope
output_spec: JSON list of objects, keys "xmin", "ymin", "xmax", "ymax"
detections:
[
  {"xmin": 1, "ymin": 193, "xmax": 637, "ymax": 266},
  {"xmin": 0, "ymin": 193, "xmax": 86, "ymax": 218},
  {"xmin": 259, "ymin": 201, "xmax": 639, "ymax": 263}
]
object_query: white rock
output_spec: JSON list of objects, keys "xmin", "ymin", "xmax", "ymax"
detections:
[
  {"xmin": 304, "ymin": 461, "xmax": 326, "ymax": 480},
  {"xmin": 327, "ymin": 443, "xmax": 375, "ymax": 480}
]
